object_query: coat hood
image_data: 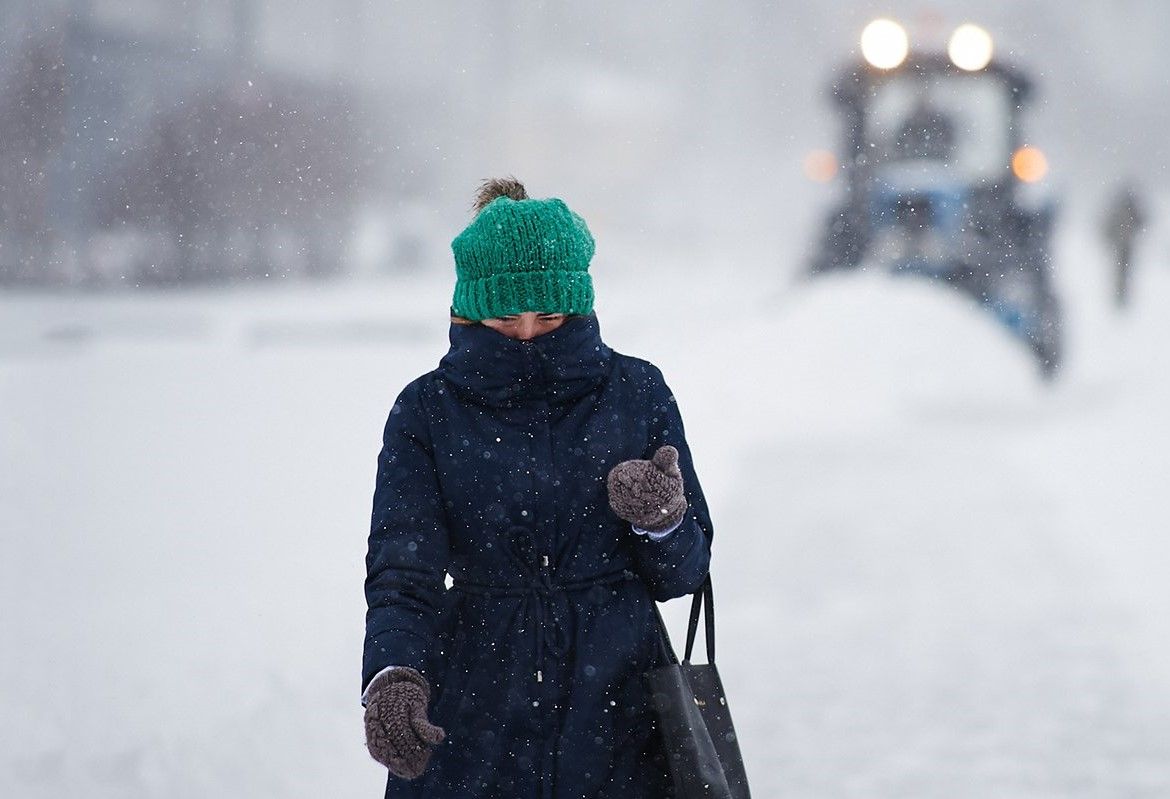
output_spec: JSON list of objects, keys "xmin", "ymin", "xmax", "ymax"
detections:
[{"xmin": 438, "ymin": 311, "xmax": 613, "ymax": 407}]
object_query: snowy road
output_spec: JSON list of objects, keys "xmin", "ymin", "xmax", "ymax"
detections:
[
  {"xmin": 721, "ymin": 419, "xmax": 1170, "ymax": 797},
  {"xmin": 2, "ymin": 231, "xmax": 1169, "ymax": 796}
]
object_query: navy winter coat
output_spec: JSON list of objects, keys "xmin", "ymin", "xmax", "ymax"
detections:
[{"xmin": 363, "ymin": 311, "xmax": 713, "ymax": 798}]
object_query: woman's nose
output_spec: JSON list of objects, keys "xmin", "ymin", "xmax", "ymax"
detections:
[{"xmin": 517, "ymin": 319, "xmax": 539, "ymax": 340}]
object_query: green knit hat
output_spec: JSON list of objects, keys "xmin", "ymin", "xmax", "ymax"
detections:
[{"xmin": 451, "ymin": 196, "xmax": 596, "ymax": 321}]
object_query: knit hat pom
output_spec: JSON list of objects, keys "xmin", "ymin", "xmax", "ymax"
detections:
[{"xmin": 473, "ymin": 177, "xmax": 529, "ymax": 213}]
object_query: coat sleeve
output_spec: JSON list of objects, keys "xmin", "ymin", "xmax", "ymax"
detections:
[
  {"xmin": 629, "ymin": 367, "xmax": 713, "ymax": 602},
  {"xmin": 632, "ymin": 517, "xmax": 683, "ymax": 540},
  {"xmin": 362, "ymin": 380, "xmax": 451, "ymax": 697}
]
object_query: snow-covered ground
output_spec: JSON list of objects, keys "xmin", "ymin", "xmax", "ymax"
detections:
[{"xmin": 2, "ymin": 212, "xmax": 1169, "ymax": 797}]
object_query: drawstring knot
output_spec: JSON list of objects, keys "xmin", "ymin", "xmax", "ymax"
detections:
[{"xmin": 452, "ymin": 568, "xmax": 633, "ymax": 680}]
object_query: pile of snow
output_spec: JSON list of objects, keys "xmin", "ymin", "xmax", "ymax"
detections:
[
  {"xmin": 760, "ymin": 270, "xmax": 1042, "ymax": 426},
  {"xmin": 636, "ymin": 267, "xmax": 1045, "ymax": 462}
]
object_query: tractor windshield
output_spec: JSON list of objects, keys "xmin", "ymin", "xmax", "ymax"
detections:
[{"xmin": 864, "ymin": 72, "xmax": 1013, "ymax": 184}]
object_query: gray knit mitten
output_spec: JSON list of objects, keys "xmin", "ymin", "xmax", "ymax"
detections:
[
  {"xmin": 606, "ymin": 445, "xmax": 688, "ymax": 533},
  {"xmin": 363, "ymin": 667, "xmax": 445, "ymax": 780}
]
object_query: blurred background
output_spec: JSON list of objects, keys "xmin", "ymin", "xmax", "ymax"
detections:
[{"xmin": 1, "ymin": 1, "xmax": 1168, "ymax": 797}]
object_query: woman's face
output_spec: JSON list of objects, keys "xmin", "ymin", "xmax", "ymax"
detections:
[{"xmin": 481, "ymin": 312, "xmax": 567, "ymax": 341}]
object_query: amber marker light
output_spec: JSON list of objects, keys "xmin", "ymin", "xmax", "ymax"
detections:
[
  {"xmin": 1011, "ymin": 146, "xmax": 1049, "ymax": 183},
  {"xmin": 803, "ymin": 150, "xmax": 838, "ymax": 183}
]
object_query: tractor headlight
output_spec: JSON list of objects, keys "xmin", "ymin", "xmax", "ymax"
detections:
[
  {"xmin": 948, "ymin": 24, "xmax": 994, "ymax": 71},
  {"xmin": 861, "ymin": 19, "xmax": 909, "ymax": 70}
]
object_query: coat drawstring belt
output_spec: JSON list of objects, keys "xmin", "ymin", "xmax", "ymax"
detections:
[{"xmin": 452, "ymin": 567, "xmax": 635, "ymax": 682}]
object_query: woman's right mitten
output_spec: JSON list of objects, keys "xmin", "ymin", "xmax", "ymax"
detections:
[{"xmin": 363, "ymin": 666, "xmax": 446, "ymax": 780}]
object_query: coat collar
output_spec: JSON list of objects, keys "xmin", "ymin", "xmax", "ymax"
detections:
[{"xmin": 438, "ymin": 312, "xmax": 613, "ymax": 407}]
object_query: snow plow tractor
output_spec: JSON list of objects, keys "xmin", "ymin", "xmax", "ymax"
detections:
[{"xmin": 809, "ymin": 20, "xmax": 1062, "ymax": 378}]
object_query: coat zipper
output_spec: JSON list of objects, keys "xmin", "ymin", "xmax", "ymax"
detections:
[{"xmin": 537, "ymin": 552, "xmax": 550, "ymax": 683}]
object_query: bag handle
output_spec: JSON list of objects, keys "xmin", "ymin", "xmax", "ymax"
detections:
[
  {"xmin": 651, "ymin": 572, "xmax": 716, "ymax": 666},
  {"xmin": 684, "ymin": 573, "xmax": 715, "ymax": 664}
]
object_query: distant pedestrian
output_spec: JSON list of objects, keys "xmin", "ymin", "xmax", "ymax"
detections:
[{"xmin": 1103, "ymin": 185, "xmax": 1147, "ymax": 308}]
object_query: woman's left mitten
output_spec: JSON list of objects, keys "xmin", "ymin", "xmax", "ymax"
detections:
[
  {"xmin": 363, "ymin": 667, "xmax": 446, "ymax": 780},
  {"xmin": 606, "ymin": 444, "xmax": 688, "ymax": 532}
]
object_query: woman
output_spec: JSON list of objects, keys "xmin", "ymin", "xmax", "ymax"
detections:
[{"xmin": 362, "ymin": 178, "xmax": 714, "ymax": 798}]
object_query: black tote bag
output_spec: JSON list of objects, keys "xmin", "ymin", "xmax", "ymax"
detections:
[{"xmin": 644, "ymin": 574, "xmax": 751, "ymax": 799}]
